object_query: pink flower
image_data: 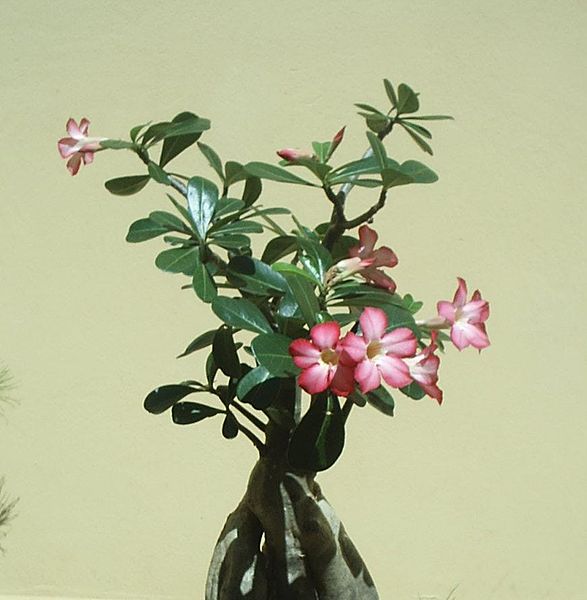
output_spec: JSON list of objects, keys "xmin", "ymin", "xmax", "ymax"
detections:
[
  {"xmin": 325, "ymin": 256, "xmax": 375, "ymax": 287},
  {"xmin": 276, "ymin": 148, "xmax": 312, "ymax": 162},
  {"xmin": 403, "ymin": 333, "xmax": 443, "ymax": 404},
  {"xmin": 348, "ymin": 225, "xmax": 398, "ymax": 291},
  {"xmin": 289, "ymin": 321, "xmax": 356, "ymax": 397},
  {"xmin": 437, "ymin": 278, "xmax": 490, "ymax": 351},
  {"xmin": 328, "ymin": 126, "xmax": 346, "ymax": 157},
  {"xmin": 341, "ymin": 307, "xmax": 417, "ymax": 394},
  {"xmin": 58, "ymin": 118, "xmax": 105, "ymax": 175}
]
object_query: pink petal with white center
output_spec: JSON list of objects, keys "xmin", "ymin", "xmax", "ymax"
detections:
[
  {"xmin": 310, "ymin": 321, "xmax": 340, "ymax": 350},
  {"xmin": 339, "ymin": 332, "xmax": 366, "ymax": 363},
  {"xmin": 289, "ymin": 339, "xmax": 321, "ymax": 369},
  {"xmin": 451, "ymin": 322, "xmax": 490, "ymax": 351},
  {"xmin": 82, "ymin": 151, "xmax": 94, "ymax": 165},
  {"xmin": 461, "ymin": 300, "xmax": 489, "ymax": 323},
  {"xmin": 380, "ymin": 327, "xmax": 417, "ymax": 357},
  {"xmin": 453, "ymin": 277, "xmax": 468, "ymax": 307},
  {"xmin": 298, "ymin": 363, "xmax": 332, "ymax": 394},
  {"xmin": 359, "ymin": 307, "xmax": 387, "ymax": 342},
  {"xmin": 58, "ymin": 138, "xmax": 78, "ymax": 158},
  {"xmin": 355, "ymin": 359, "xmax": 381, "ymax": 393},
  {"xmin": 420, "ymin": 381, "xmax": 443, "ymax": 404},
  {"xmin": 330, "ymin": 364, "xmax": 356, "ymax": 397},
  {"xmin": 66, "ymin": 118, "xmax": 84, "ymax": 139},
  {"xmin": 371, "ymin": 246, "xmax": 398, "ymax": 268},
  {"xmin": 79, "ymin": 118, "xmax": 90, "ymax": 135},
  {"xmin": 377, "ymin": 354, "xmax": 413, "ymax": 388},
  {"xmin": 437, "ymin": 300, "xmax": 457, "ymax": 323},
  {"xmin": 66, "ymin": 153, "xmax": 82, "ymax": 176},
  {"xmin": 361, "ymin": 267, "xmax": 396, "ymax": 291}
]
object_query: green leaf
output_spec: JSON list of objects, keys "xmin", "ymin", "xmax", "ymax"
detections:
[
  {"xmin": 206, "ymin": 353, "xmax": 219, "ymax": 386},
  {"xmin": 383, "ymin": 79, "xmax": 398, "ymax": 108},
  {"xmin": 149, "ymin": 210, "xmax": 189, "ymax": 232},
  {"xmin": 261, "ymin": 236, "xmax": 298, "ymax": 264},
  {"xmin": 213, "ymin": 198, "xmax": 245, "ymax": 219},
  {"xmin": 172, "ymin": 401, "xmax": 223, "ymax": 424},
  {"xmin": 380, "ymin": 303, "xmax": 420, "ymax": 336},
  {"xmin": 366, "ymin": 114, "xmax": 391, "ymax": 133},
  {"xmin": 211, "ymin": 297, "xmax": 272, "ymax": 334},
  {"xmin": 396, "ymin": 83, "xmax": 420, "ymax": 115},
  {"xmin": 144, "ymin": 384, "xmax": 198, "ymax": 414},
  {"xmin": 251, "ymin": 333, "xmax": 298, "ymax": 377},
  {"xmin": 312, "ymin": 141, "xmax": 331, "ymax": 163},
  {"xmin": 328, "ymin": 156, "xmax": 393, "ymax": 184},
  {"xmin": 399, "ymin": 160, "xmax": 438, "ymax": 184},
  {"xmin": 399, "ymin": 120, "xmax": 432, "ymax": 139},
  {"xmin": 236, "ymin": 366, "xmax": 293, "ymax": 410},
  {"xmin": 400, "ymin": 125, "xmax": 433, "ymax": 155},
  {"xmin": 130, "ymin": 122, "xmax": 150, "ymax": 142},
  {"xmin": 402, "ymin": 115, "xmax": 453, "ymax": 121},
  {"xmin": 222, "ymin": 413, "xmax": 239, "ymax": 438},
  {"xmin": 100, "ymin": 139, "xmax": 135, "ymax": 150},
  {"xmin": 224, "ymin": 161, "xmax": 248, "ymax": 187},
  {"xmin": 143, "ymin": 113, "xmax": 210, "ymax": 145},
  {"xmin": 366, "ymin": 131, "xmax": 387, "ymax": 169},
  {"xmin": 126, "ymin": 218, "xmax": 168, "ymax": 243},
  {"xmin": 381, "ymin": 167, "xmax": 414, "ymax": 189},
  {"xmin": 227, "ymin": 256, "xmax": 289, "ymax": 295},
  {"xmin": 187, "ymin": 176, "xmax": 219, "ymax": 239},
  {"xmin": 287, "ymin": 393, "xmax": 345, "ymax": 472},
  {"xmin": 177, "ymin": 329, "xmax": 217, "ymax": 357},
  {"xmin": 155, "ymin": 246, "xmax": 198, "ymax": 275},
  {"xmin": 282, "ymin": 272, "xmax": 320, "ymax": 327},
  {"xmin": 213, "ymin": 327, "xmax": 241, "ymax": 378},
  {"xmin": 210, "ymin": 220, "xmax": 263, "ymax": 236},
  {"xmin": 193, "ymin": 252, "xmax": 217, "ymax": 303},
  {"xmin": 244, "ymin": 162, "xmax": 316, "ymax": 186},
  {"xmin": 366, "ymin": 386, "xmax": 395, "ymax": 416},
  {"xmin": 197, "ymin": 142, "xmax": 224, "ymax": 180},
  {"xmin": 209, "ymin": 233, "xmax": 251, "ymax": 250},
  {"xmin": 297, "ymin": 238, "xmax": 332, "ymax": 285},
  {"xmin": 242, "ymin": 177, "xmax": 262, "ymax": 206},
  {"xmin": 148, "ymin": 161, "xmax": 171, "ymax": 184},
  {"xmin": 272, "ymin": 262, "xmax": 318, "ymax": 284},
  {"xmin": 104, "ymin": 175, "xmax": 150, "ymax": 196},
  {"xmin": 354, "ymin": 103, "xmax": 386, "ymax": 116},
  {"xmin": 400, "ymin": 381, "xmax": 426, "ymax": 400}
]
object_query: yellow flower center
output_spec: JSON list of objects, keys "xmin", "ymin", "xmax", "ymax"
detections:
[
  {"xmin": 367, "ymin": 340, "xmax": 383, "ymax": 360},
  {"xmin": 320, "ymin": 348, "xmax": 339, "ymax": 366}
]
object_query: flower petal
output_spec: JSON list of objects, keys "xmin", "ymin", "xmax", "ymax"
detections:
[
  {"xmin": 355, "ymin": 359, "xmax": 381, "ymax": 393},
  {"xmin": 289, "ymin": 339, "xmax": 320, "ymax": 369},
  {"xmin": 451, "ymin": 322, "xmax": 490, "ymax": 351},
  {"xmin": 82, "ymin": 151, "xmax": 94, "ymax": 165},
  {"xmin": 339, "ymin": 332, "xmax": 366, "ymax": 364},
  {"xmin": 359, "ymin": 307, "xmax": 387, "ymax": 342},
  {"xmin": 58, "ymin": 137, "xmax": 77, "ymax": 158},
  {"xmin": 371, "ymin": 246, "xmax": 398, "ymax": 268},
  {"xmin": 380, "ymin": 327, "xmax": 417, "ymax": 357},
  {"xmin": 79, "ymin": 118, "xmax": 90, "ymax": 135},
  {"xmin": 453, "ymin": 277, "xmax": 468, "ymax": 307},
  {"xmin": 66, "ymin": 153, "xmax": 82, "ymax": 176},
  {"xmin": 361, "ymin": 267, "xmax": 396, "ymax": 291},
  {"xmin": 330, "ymin": 364, "xmax": 356, "ymax": 397},
  {"xmin": 358, "ymin": 225, "xmax": 378, "ymax": 255},
  {"xmin": 66, "ymin": 118, "xmax": 83, "ymax": 139},
  {"xmin": 377, "ymin": 355, "xmax": 413, "ymax": 388},
  {"xmin": 310, "ymin": 321, "xmax": 341, "ymax": 350},
  {"xmin": 437, "ymin": 300, "xmax": 457, "ymax": 323},
  {"xmin": 298, "ymin": 363, "xmax": 332, "ymax": 395}
]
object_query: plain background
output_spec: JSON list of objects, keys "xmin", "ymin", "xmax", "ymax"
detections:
[{"xmin": 1, "ymin": 1, "xmax": 586, "ymax": 598}]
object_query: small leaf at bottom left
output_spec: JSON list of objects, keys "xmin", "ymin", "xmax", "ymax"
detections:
[
  {"xmin": 172, "ymin": 401, "xmax": 223, "ymax": 425},
  {"xmin": 144, "ymin": 384, "xmax": 198, "ymax": 414}
]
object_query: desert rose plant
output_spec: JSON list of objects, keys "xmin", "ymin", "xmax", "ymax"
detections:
[{"xmin": 58, "ymin": 79, "xmax": 490, "ymax": 600}]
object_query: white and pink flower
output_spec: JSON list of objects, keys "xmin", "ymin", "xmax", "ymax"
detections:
[
  {"xmin": 341, "ymin": 307, "xmax": 417, "ymax": 394},
  {"xmin": 289, "ymin": 321, "xmax": 356, "ymax": 397},
  {"xmin": 58, "ymin": 118, "xmax": 106, "ymax": 176},
  {"xmin": 348, "ymin": 225, "xmax": 398, "ymax": 291},
  {"xmin": 436, "ymin": 278, "xmax": 490, "ymax": 351},
  {"xmin": 403, "ymin": 333, "xmax": 443, "ymax": 404}
]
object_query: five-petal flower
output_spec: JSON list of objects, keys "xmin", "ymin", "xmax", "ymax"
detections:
[
  {"xmin": 403, "ymin": 333, "xmax": 443, "ymax": 404},
  {"xmin": 58, "ymin": 118, "xmax": 105, "ymax": 175}
]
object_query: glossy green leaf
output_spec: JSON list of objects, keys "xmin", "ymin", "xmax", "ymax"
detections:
[
  {"xmin": 206, "ymin": 353, "xmax": 219, "ymax": 386},
  {"xmin": 143, "ymin": 113, "xmax": 210, "ymax": 145},
  {"xmin": 383, "ymin": 78, "xmax": 398, "ymax": 108},
  {"xmin": 177, "ymin": 329, "xmax": 217, "ymax": 358},
  {"xmin": 282, "ymin": 272, "xmax": 320, "ymax": 327},
  {"xmin": 366, "ymin": 114, "xmax": 391, "ymax": 133},
  {"xmin": 287, "ymin": 393, "xmax": 345, "ymax": 472},
  {"xmin": 213, "ymin": 327, "xmax": 241, "ymax": 378},
  {"xmin": 251, "ymin": 333, "xmax": 298, "ymax": 377},
  {"xmin": 148, "ymin": 161, "xmax": 170, "ymax": 184},
  {"xmin": 222, "ymin": 412, "xmax": 239, "ymax": 438},
  {"xmin": 400, "ymin": 120, "xmax": 432, "ymax": 139},
  {"xmin": 224, "ymin": 161, "xmax": 248, "ymax": 187},
  {"xmin": 381, "ymin": 167, "xmax": 414, "ymax": 189},
  {"xmin": 155, "ymin": 246, "xmax": 198, "ymax": 275},
  {"xmin": 272, "ymin": 262, "xmax": 318, "ymax": 284},
  {"xmin": 210, "ymin": 220, "xmax": 263, "ymax": 236},
  {"xmin": 104, "ymin": 175, "xmax": 150, "ymax": 196},
  {"xmin": 126, "ymin": 218, "xmax": 168, "ymax": 243},
  {"xmin": 396, "ymin": 83, "xmax": 420, "ymax": 115},
  {"xmin": 297, "ymin": 238, "xmax": 332, "ymax": 285},
  {"xmin": 144, "ymin": 384, "xmax": 198, "ymax": 414},
  {"xmin": 187, "ymin": 176, "xmax": 219, "ymax": 239},
  {"xmin": 355, "ymin": 103, "xmax": 387, "ymax": 116},
  {"xmin": 402, "ymin": 115, "xmax": 453, "ymax": 121},
  {"xmin": 244, "ymin": 162, "xmax": 316, "ymax": 186},
  {"xmin": 261, "ymin": 236, "xmax": 298, "ymax": 264},
  {"xmin": 172, "ymin": 401, "xmax": 223, "ymax": 424},
  {"xmin": 366, "ymin": 131, "xmax": 387, "ymax": 169},
  {"xmin": 227, "ymin": 256, "xmax": 288, "ymax": 295},
  {"xmin": 236, "ymin": 366, "xmax": 294, "ymax": 410},
  {"xmin": 213, "ymin": 198, "xmax": 245, "ymax": 219},
  {"xmin": 242, "ymin": 176, "xmax": 263, "ymax": 206},
  {"xmin": 149, "ymin": 210, "xmax": 189, "ymax": 232},
  {"xmin": 209, "ymin": 234, "xmax": 251, "ymax": 250},
  {"xmin": 211, "ymin": 297, "xmax": 272, "ymax": 334},
  {"xmin": 197, "ymin": 142, "xmax": 224, "ymax": 180},
  {"xmin": 312, "ymin": 141, "xmax": 331, "ymax": 163},
  {"xmin": 130, "ymin": 122, "xmax": 150, "ymax": 142},
  {"xmin": 400, "ymin": 381, "xmax": 426, "ymax": 400},
  {"xmin": 399, "ymin": 160, "xmax": 438, "ymax": 184},
  {"xmin": 366, "ymin": 386, "xmax": 395, "ymax": 416},
  {"xmin": 400, "ymin": 125, "xmax": 433, "ymax": 155},
  {"xmin": 193, "ymin": 252, "xmax": 217, "ymax": 303}
]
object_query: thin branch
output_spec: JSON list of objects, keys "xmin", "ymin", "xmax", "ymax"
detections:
[
  {"xmin": 232, "ymin": 401, "xmax": 267, "ymax": 433},
  {"xmin": 345, "ymin": 187, "xmax": 388, "ymax": 229},
  {"xmin": 234, "ymin": 419, "xmax": 266, "ymax": 454}
]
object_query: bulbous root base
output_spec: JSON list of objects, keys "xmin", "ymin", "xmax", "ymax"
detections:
[{"xmin": 205, "ymin": 457, "xmax": 379, "ymax": 600}]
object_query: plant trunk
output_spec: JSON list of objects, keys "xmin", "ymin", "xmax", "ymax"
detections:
[{"xmin": 205, "ymin": 419, "xmax": 379, "ymax": 599}]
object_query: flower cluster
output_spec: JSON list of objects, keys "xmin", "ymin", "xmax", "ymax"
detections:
[
  {"xmin": 289, "ymin": 306, "xmax": 443, "ymax": 403},
  {"xmin": 290, "ymin": 278, "xmax": 490, "ymax": 404}
]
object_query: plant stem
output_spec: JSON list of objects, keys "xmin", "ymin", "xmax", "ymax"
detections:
[{"xmin": 232, "ymin": 401, "xmax": 267, "ymax": 433}]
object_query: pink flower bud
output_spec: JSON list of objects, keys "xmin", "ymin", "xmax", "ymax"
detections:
[{"xmin": 276, "ymin": 148, "xmax": 312, "ymax": 162}]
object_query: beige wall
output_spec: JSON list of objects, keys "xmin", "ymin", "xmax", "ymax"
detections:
[{"xmin": 1, "ymin": 1, "xmax": 586, "ymax": 598}]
